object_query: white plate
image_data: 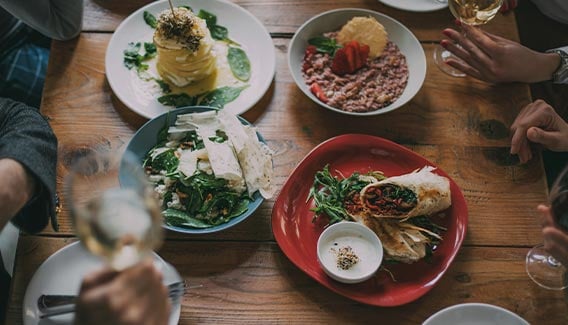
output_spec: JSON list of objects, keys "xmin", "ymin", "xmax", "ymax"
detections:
[
  {"xmin": 288, "ymin": 8, "xmax": 427, "ymax": 116},
  {"xmin": 23, "ymin": 242, "xmax": 181, "ymax": 325},
  {"xmin": 378, "ymin": 0, "xmax": 448, "ymax": 13},
  {"xmin": 105, "ymin": 0, "xmax": 275, "ymax": 119},
  {"xmin": 423, "ymin": 303, "xmax": 530, "ymax": 325}
]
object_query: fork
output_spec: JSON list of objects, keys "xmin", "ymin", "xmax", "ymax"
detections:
[{"xmin": 38, "ymin": 281, "xmax": 186, "ymax": 319}]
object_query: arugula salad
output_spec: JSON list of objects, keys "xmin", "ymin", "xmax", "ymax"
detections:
[
  {"xmin": 123, "ymin": 6, "xmax": 251, "ymax": 109},
  {"xmin": 144, "ymin": 110, "xmax": 273, "ymax": 229}
]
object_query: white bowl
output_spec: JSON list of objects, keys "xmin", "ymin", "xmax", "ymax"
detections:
[
  {"xmin": 288, "ymin": 8, "xmax": 426, "ymax": 116},
  {"xmin": 317, "ymin": 221, "xmax": 383, "ymax": 284},
  {"xmin": 423, "ymin": 303, "xmax": 530, "ymax": 325}
]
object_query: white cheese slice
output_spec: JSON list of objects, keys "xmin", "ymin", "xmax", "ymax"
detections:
[
  {"xmin": 201, "ymin": 137, "xmax": 246, "ymax": 194},
  {"xmin": 177, "ymin": 148, "xmax": 208, "ymax": 178}
]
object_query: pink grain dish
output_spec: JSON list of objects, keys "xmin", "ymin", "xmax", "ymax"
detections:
[{"xmin": 302, "ymin": 40, "xmax": 409, "ymax": 113}]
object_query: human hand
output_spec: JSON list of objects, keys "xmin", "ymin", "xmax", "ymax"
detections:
[
  {"xmin": 75, "ymin": 260, "xmax": 171, "ymax": 325},
  {"xmin": 440, "ymin": 22, "xmax": 560, "ymax": 83},
  {"xmin": 510, "ymin": 99, "xmax": 568, "ymax": 163},
  {"xmin": 538, "ymin": 204, "xmax": 568, "ymax": 267},
  {"xmin": 0, "ymin": 158, "xmax": 36, "ymax": 228}
]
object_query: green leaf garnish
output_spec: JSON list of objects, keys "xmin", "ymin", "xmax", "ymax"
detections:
[
  {"xmin": 227, "ymin": 47, "xmax": 251, "ymax": 81},
  {"xmin": 199, "ymin": 86, "xmax": 248, "ymax": 108},
  {"xmin": 143, "ymin": 11, "xmax": 157, "ymax": 28},
  {"xmin": 308, "ymin": 36, "xmax": 342, "ymax": 56},
  {"xmin": 158, "ymin": 93, "xmax": 198, "ymax": 107}
]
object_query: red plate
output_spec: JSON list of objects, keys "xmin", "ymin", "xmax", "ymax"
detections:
[{"xmin": 272, "ymin": 134, "xmax": 468, "ymax": 306}]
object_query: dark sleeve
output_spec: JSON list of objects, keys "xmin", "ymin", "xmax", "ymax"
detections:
[
  {"xmin": 0, "ymin": 0, "xmax": 84, "ymax": 41},
  {"xmin": 0, "ymin": 98, "xmax": 58, "ymax": 233}
]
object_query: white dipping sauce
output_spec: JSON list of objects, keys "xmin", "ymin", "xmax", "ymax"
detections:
[{"xmin": 317, "ymin": 223, "xmax": 383, "ymax": 283}]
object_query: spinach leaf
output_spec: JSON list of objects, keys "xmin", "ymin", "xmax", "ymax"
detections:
[
  {"xmin": 143, "ymin": 11, "xmax": 157, "ymax": 28},
  {"xmin": 151, "ymin": 150, "xmax": 179, "ymax": 174},
  {"xmin": 163, "ymin": 209, "xmax": 213, "ymax": 228},
  {"xmin": 197, "ymin": 9, "xmax": 236, "ymax": 43},
  {"xmin": 158, "ymin": 93, "xmax": 198, "ymax": 107},
  {"xmin": 124, "ymin": 42, "xmax": 141, "ymax": 57},
  {"xmin": 180, "ymin": 130, "xmax": 204, "ymax": 150},
  {"xmin": 179, "ymin": 5, "xmax": 193, "ymax": 11},
  {"xmin": 154, "ymin": 79, "xmax": 171, "ymax": 93},
  {"xmin": 144, "ymin": 42, "xmax": 157, "ymax": 58},
  {"xmin": 227, "ymin": 47, "xmax": 251, "ymax": 81},
  {"xmin": 308, "ymin": 36, "xmax": 342, "ymax": 56},
  {"xmin": 197, "ymin": 9, "xmax": 217, "ymax": 27},
  {"xmin": 228, "ymin": 198, "xmax": 249, "ymax": 218},
  {"xmin": 210, "ymin": 25, "xmax": 228, "ymax": 41},
  {"xmin": 199, "ymin": 86, "xmax": 247, "ymax": 108},
  {"xmin": 123, "ymin": 42, "xmax": 157, "ymax": 72}
]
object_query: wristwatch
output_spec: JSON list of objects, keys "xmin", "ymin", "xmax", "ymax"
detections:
[{"xmin": 546, "ymin": 48, "xmax": 568, "ymax": 83}]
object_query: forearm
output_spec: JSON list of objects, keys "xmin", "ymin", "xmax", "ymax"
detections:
[
  {"xmin": 0, "ymin": 159, "xmax": 36, "ymax": 229},
  {"xmin": 528, "ymin": 52, "xmax": 561, "ymax": 83},
  {"xmin": 0, "ymin": 0, "xmax": 84, "ymax": 40}
]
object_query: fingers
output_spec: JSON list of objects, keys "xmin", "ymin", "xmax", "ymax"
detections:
[
  {"xmin": 460, "ymin": 24, "xmax": 498, "ymax": 59},
  {"xmin": 77, "ymin": 260, "xmax": 171, "ymax": 325},
  {"xmin": 537, "ymin": 205, "xmax": 554, "ymax": 228},
  {"xmin": 510, "ymin": 100, "xmax": 557, "ymax": 162},
  {"xmin": 80, "ymin": 267, "xmax": 119, "ymax": 292},
  {"xmin": 543, "ymin": 227, "xmax": 568, "ymax": 267},
  {"xmin": 526, "ymin": 127, "xmax": 562, "ymax": 151},
  {"xmin": 442, "ymin": 28, "xmax": 493, "ymax": 69}
]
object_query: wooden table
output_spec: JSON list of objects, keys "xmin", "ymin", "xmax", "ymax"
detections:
[{"xmin": 6, "ymin": 1, "xmax": 568, "ymax": 324}]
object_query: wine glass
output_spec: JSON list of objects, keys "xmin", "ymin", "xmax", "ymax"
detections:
[
  {"xmin": 434, "ymin": 0, "xmax": 503, "ymax": 77},
  {"xmin": 526, "ymin": 164, "xmax": 568, "ymax": 290},
  {"xmin": 64, "ymin": 148, "xmax": 163, "ymax": 270}
]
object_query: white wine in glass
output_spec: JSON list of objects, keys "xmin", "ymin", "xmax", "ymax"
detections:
[
  {"xmin": 526, "ymin": 164, "xmax": 568, "ymax": 290},
  {"xmin": 449, "ymin": 0, "xmax": 502, "ymax": 26},
  {"xmin": 434, "ymin": 0, "xmax": 503, "ymax": 77},
  {"xmin": 65, "ymin": 150, "xmax": 163, "ymax": 270}
]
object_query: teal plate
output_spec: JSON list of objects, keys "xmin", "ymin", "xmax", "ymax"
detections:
[{"xmin": 120, "ymin": 106, "xmax": 264, "ymax": 234}]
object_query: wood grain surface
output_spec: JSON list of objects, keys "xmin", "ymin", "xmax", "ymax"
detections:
[
  {"xmin": 82, "ymin": 0, "xmax": 521, "ymax": 42},
  {"xmin": 7, "ymin": 236, "xmax": 568, "ymax": 325},
  {"xmin": 5, "ymin": 1, "xmax": 560, "ymax": 324}
]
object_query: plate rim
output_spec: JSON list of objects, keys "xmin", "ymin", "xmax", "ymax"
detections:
[
  {"xmin": 288, "ymin": 8, "xmax": 427, "ymax": 116},
  {"xmin": 378, "ymin": 0, "xmax": 448, "ymax": 13},
  {"xmin": 121, "ymin": 105, "xmax": 265, "ymax": 234},
  {"xmin": 271, "ymin": 134, "xmax": 468, "ymax": 306},
  {"xmin": 105, "ymin": 0, "xmax": 276, "ymax": 119},
  {"xmin": 422, "ymin": 302, "xmax": 530, "ymax": 324}
]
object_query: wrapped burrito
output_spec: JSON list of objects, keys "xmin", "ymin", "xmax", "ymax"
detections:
[{"xmin": 359, "ymin": 166, "xmax": 451, "ymax": 219}]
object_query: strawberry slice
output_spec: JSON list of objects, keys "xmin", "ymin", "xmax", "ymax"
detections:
[
  {"xmin": 331, "ymin": 41, "xmax": 370, "ymax": 76},
  {"xmin": 331, "ymin": 48, "xmax": 349, "ymax": 75},
  {"xmin": 346, "ymin": 41, "xmax": 362, "ymax": 69},
  {"xmin": 309, "ymin": 83, "xmax": 328, "ymax": 103},
  {"xmin": 344, "ymin": 44, "xmax": 357, "ymax": 72},
  {"xmin": 359, "ymin": 44, "xmax": 370, "ymax": 65}
]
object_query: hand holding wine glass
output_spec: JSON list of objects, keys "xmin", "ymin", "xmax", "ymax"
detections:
[
  {"xmin": 440, "ymin": 22, "xmax": 561, "ymax": 83},
  {"xmin": 65, "ymin": 149, "xmax": 163, "ymax": 270},
  {"xmin": 434, "ymin": 0, "xmax": 503, "ymax": 77},
  {"xmin": 526, "ymin": 164, "xmax": 568, "ymax": 290}
]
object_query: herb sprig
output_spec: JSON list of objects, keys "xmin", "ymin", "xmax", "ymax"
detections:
[
  {"xmin": 308, "ymin": 36, "xmax": 342, "ymax": 56},
  {"xmin": 308, "ymin": 165, "xmax": 385, "ymax": 225}
]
